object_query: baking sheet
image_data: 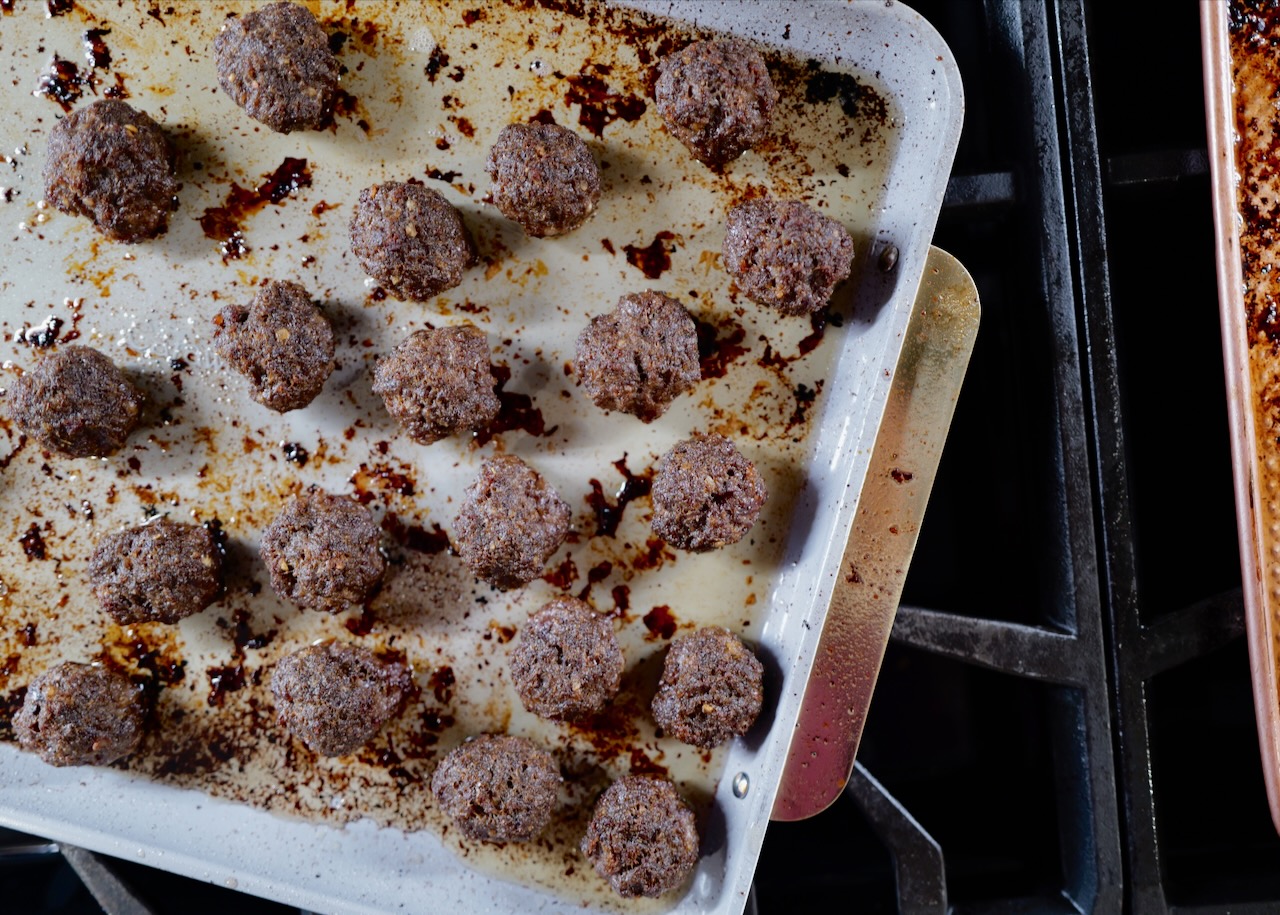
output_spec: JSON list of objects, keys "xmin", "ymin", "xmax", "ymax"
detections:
[{"xmin": 0, "ymin": 1, "xmax": 962, "ymax": 912}]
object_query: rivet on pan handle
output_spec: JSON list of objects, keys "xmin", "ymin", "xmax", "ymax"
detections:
[{"xmin": 772, "ymin": 246, "xmax": 980, "ymax": 822}]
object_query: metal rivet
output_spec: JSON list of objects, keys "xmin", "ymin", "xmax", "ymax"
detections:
[
  {"xmin": 732, "ymin": 772, "xmax": 750, "ymax": 798},
  {"xmin": 878, "ymin": 244, "xmax": 899, "ymax": 273}
]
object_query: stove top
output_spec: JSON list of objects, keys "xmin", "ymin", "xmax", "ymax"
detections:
[{"xmin": 4, "ymin": 1, "xmax": 1276, "ymax": 913}]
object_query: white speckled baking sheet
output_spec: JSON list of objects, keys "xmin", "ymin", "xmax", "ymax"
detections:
[{"xmin": 0, "ymin": 1, "xmax": 962, "ymax": 912}]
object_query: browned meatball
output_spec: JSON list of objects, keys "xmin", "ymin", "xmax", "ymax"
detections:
[
  {"xmin": 270, "ymin": 640, "xmax": 411, "ymax": 756},
  {"xmin": 430, "ymin": 734, "xmax": 560, "ymax": 842},
  {"xmin": 349, "ymin": 182, "xmax": 475, "ymax": 302},
  {"xmin": 211, "ymin": 275, "xmax": 332, "ymax": 412},
  {"xmin": 581, "ymin": 776, "xmax": 700, "ymax": 898},
  {"xmin": 88, "ymin": 518, "xmax": 223, "ymax": 625},
  {"xmin": 213, "ymin": 280, "xmax": 335, "ymax": 413},
  {"xmin": 260, "ymin": 490, "xmax": 385, "ymax": 614},
  {"xmin": 654, "ymin": 39, "xmax": 778, "ymax": 169},
  {"xmin": 509, "ymin": 598, "xmax": 623, "ymax": 721},
  {"xmin": 3, "ymin": 345, "xmax": 143, "ymax": 458},
  {"xmin": 372, "ymin": 325, "xmax": 499, "ymax": 444},
  {"xmin": 213, "ymin": 1, "xmax": 340, "ymax": 133},
  {"xmin": 43, "ymin": 99, "xmax": 179, "ymax": 242},
  {"xmin": 14, "ymin": 662, "xmax": 147, "ymax": 767},
  {"xmin": 452, "ymin": 455, "xmax": 571, "ymax": 590},
  {"xmin": 651, "ymin": 626, "xmax": 763, "ymax": 748},
  {"xmin": 650, "ymin": 434, "xmax": 766, "ymax": 551},
  {"xmin": 575, "ymin": 290, "xmax": 699, "ymax": 422},
  {"xmin": 722, "ymin": 197, "xmax": 855, "ymax": 316},
  {"xmin": 485, "ymin": 122, "xmax": 601, "ymax": 237}
]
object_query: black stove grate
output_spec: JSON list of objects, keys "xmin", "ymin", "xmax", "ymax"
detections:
[{"xmin": 6, "ymin": 1, "xmax": 1280, "ymax": 913}]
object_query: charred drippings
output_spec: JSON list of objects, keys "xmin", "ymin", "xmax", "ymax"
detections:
[
  {"xmin": 576, "ymin": 560, "xmax": 613, "ymax": 601},
  {"xmin": 380, "ymin": 512, "xmax": 450, "ymax": 554},
  {"xmin": 206, "ymin": 663, "xmax": 246, "ymax": 707},
  {"xmin": 198, "ymin": 158, "xmax": 313, "ymax": 259},
  {"xmin": 472, "ymin": 364, "xmax": 555, "ymax": 446},
  {"xmin": 34, "ymin": 55, "xmax": 91, "ymax": 113},
  {"xmin": 428, "ymin": 665, "xmax": 455, "ymax": 704},
  {"xmin": 563, "ymin": 66, "xmax": 647, "ymax": 137},
  {"xmin": 585, "ymin": 455, "xmax": 652, "ymax": 538},
  {"xmin": 16, "ymin": 316, "xmax": 64, "ymax": 347},
  {"xmin": 543, "ymin": 554, "xmax": 579, "ymax": 590},
  {"xmin": 281, "ymin": 441, "xmax": 309, "ymax": 466},
  {"xmin": 19, "ymin": 523, "xmax": 46, "ymax": 561},
  {"xmin": 623, "ymin": 230, "xmax": 675, "ymax": 279},
  {"xmin": 695, "ymin": 316, "xmax": 748, "ymax": 379},
  {"xmin": 426, "ymin": 166, "xmax": 462, "ymax": 184},
  {"xmin": 642, "ymin": 604, "xmax": 677, "ymax": 640},
  {"xmin": 83, "ymin": 28, "xmax": 112, "ymax": 70},
  {"xmin": 46, "ymin": 0, "xmax": 73, "ymax": 16}
]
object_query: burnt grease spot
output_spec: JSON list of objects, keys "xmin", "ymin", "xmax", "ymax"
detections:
[
  {"xmin": 425, "ymin": 166, "xmax": 461, "ymax": 184},
  {"xmin": 46, "ymin": 0, "xmax": 73, "ymax": 16},
  {"xmin": 19, "ymin": 523, "xmax": 46, "ymax": 561},
  {"xmin": 84, "ymin": 28, "xmax": 112, "ymax": 70},
  {"xmin": 381, "ymin": 512, "xmax": 450, "ymax": 555},
  {"xmin": 643, "ymin": 604, "xmax": 677, "ymax": 640},
  {"xmin": 472, "ymin": 365, "xmax": 556, "ymax": 446},
  {"xmin": 696, "ymin": 316, "xmax": 748, "ymax": 379},
  {"xmin": 198, "ymin": 158, "xmax": 312, "ymax": 262},
  {"xmin": 563, "ymin": 66, "xmax": 646, "ymax": 137},
  {"xmin": 16, "ymin": 316, "xmax": 64, "ymax": 347},
  {"xmin": 585, "ymin": 455, "xmax": 652, "ymax": 538},
  {"xmin": 281, "ymin": 442, "xmax": 309, "ymax": 466},
  {"xmin": 34, "ymin": 56, "xmax": 91, "ymax": 112},
  {"xmin": 623, "ymin": 230, "xmax": 676, "ymax": 279}
]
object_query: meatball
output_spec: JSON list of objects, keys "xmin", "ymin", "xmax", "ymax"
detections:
[
  {"xmin": 581, "ymin": 776, "xmax": 700, "ymax": 898},
  {"xmin": 722, "ymin": 197, "xmax": 855, "ymax": 316},
  {"xmin": 654, "ymin": 39, "xmax": 778, "ymax": 169},
  {"xmin": 260, "ymin": 490, "xmax": 385, "ymax": 614},
  {"xmin": 88, "ymin": 518, "xmax": 224, "ymax": 625},
  {"xmin": 430, "ymin": 734, "xmax": 560, "ymax": 842},
  {"xmin": 372, "ymin": 325, "xmax": 499, "ymax": 444},
  {"xmin": 575, "ymin": 290, "xmax": 700, "ymax": 422},
  {"xmin": 349, "ymin": 182, "xmax": 476, "ymax": 302},
  {"xmin": 485, "ymin": 122, "xmax": 601, "ymax": 237},
  {"xmin": 452, "ymin": 455, "xmax": 571, "ymax": 590},
  {"xmin": 651, "ymin": 626, "xmax": 763, "ymax": 748},
  {"xmin": 509, "ymin": 598, "xmax": 623, "ymax": 720},
  {"xmin": 270, "ymin": 641, "xmax": 411, "ymax": 756},
  {"xmin": 213, "ymin": 280, "xmax": 335, "ymax": 413},
  {"xmin": 213, "ymin": 1, "xmax": 340, "ymax": 134},
  {"xmin": 4, "ymin": 345, "xmax": 143, "ymax": 458},
  {"xmin": 650, "ymin": 434, "xmax": 766, "ymax": 551},
  {"xmin": 13, "ymin": 662, "xmax": 146, "ymax": 767},
  {"xmin": 43, "ymin": 99, "xmax": 179, "ymax": 242}
]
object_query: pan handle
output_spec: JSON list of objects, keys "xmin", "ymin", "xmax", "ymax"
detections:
[{"xmin": 772, "ymin": 246, "xmax": 980, "ymax": 822}]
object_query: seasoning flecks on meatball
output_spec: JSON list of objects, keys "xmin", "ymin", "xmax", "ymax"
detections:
[
  {"xmin": 452, "ymin": 455, "xmax": 571, "ymax": 590},
  {"xmin": 42, "ymin": 99, "xmax": 179, "ymax": 242},
  {"xmin": 270, "ymin": 640, "xmax": 411, "ymax": 757},
  {"xmin": 89, "ymin": 518, "xmax": 224, "ymax": 625},
  {"xmin": 349, "ymin": 181, "xmax": 476, "ymax": 302},
  {"xmin": 213, "ymin": 280, "xmax": 335, "ymax": 413},
  {"xmin": 485, "ymin": 122, "xmax": 602, "ymax": 237},
  {"xmin": 260, "ymin": 490, "xmax": 385, "ymax": 614},
  {"xmin": 651, "ymin": 626, "xmax": 763, "ymax": 748},
  {"xmin": 650, "ymin": 433, "xmax": 766, "ymax": 552},
  {"xmin": 581, "ymin": 775, "xmax": 700, "ymax": 898},
  {"xmin": 722, "ymin": 197, "xmax": 855, "ymax": 316},
  {"xmin": 509, "ymin": 598, "xmax": 623, "ymax": 721},
  {"xmin": 3, "ymin": 345, "xmax": 143, "ymax": 458},
  {"xmin": 575, "ymin": 290, "xmax": 700, "ymax": 422},
  {"xmin": 431, "ymin": 734, "xmax": 560, "ymax": 843},
  {"xmin": 654, "ymin": 39, "xmax": 778, "ymax": 169},
  {"xmin": 213, "ymin": 1, "xmax": 340, "ymax": 134},
  {"xmin": 14, "ymin": 662, "xmax": 147, "ymax": 767},
  {"xmin": 372, "ymin": 325, "xmax": 499, "ymax": 444}
]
